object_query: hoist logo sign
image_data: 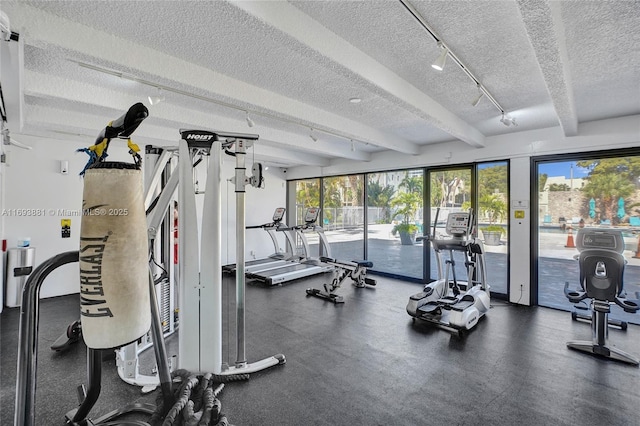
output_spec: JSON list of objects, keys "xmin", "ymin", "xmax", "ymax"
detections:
[{"xmin": 185, "ymin": 133, "xmax": 214, "ymax": 141}]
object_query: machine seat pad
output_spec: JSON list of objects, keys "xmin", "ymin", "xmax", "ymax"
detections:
[{"xmin": 352, "ymin": 260, "xmax": 373, "ymax": 268}]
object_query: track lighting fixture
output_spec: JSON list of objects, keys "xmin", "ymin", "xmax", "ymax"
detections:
[
  {"xmin": 309, "ymin": 128, "xmax": 318, "ymax": 142},
  {"xmin": 350, "ymin": 140, "xmax": 356, "ymax": 152},
  {"xmin": 431, "ymin": 42, "xmax": 448, "ymax": 71},
  {"xmin": 77, "ymin": 61, "xmax": 377, "ymax": 149},
  {"xmin": 245, "ymin": 111, "xmax": 255, "ymax": 127},
  {"xmin": 147, "ymin": 87, "xmax": 165, "ymax": 105},
  {"xmin": 500, "ymin": 113, "xmax": 517, "ymax": 127},
  {"xmin": 399, "ymin": 1, "xmax": 517, "ymax": 126},
  {"xmin": 471, "ymin": 85, "xmax": 484, "ymax": 107}
]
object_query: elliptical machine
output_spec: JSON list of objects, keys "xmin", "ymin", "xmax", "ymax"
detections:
[{"xmin": 406, "ymin": 209, "xmax": 490, "ymax": 336}]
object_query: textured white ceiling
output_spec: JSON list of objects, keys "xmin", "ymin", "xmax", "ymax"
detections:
[{"xmin": 2, "ymin": 0, "xmax": 639, "ymax": 168}]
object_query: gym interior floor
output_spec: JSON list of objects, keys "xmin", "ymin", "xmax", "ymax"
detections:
[{"xmin": 1, "ymin": 273, "xmax": 639, "ymax": 426}]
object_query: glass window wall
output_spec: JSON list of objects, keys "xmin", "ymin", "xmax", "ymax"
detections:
[
  {"xmin": 536, "ymin": 155, "xmax": 640, "ymax": 325},
  {"xmin": 322, "ymin": 175, "xmax": 365, "ymax": 260},
  {"xmin": 367, "ymin": 170, "xmax": 423, "ymax": 279}
]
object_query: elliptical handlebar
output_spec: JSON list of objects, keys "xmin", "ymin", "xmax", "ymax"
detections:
[
  {"xmin": 246, "ymin": 222, "xmax": 276, "ymax": 230},
  {"xmin": 432, "ymin": 208, "xmax": 441, "ymax": 240}
]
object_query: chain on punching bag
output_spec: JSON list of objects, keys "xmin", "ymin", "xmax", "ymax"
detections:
[{"xmin": 78, "ymin": 103, "xmax": 150, "ymax": 349}]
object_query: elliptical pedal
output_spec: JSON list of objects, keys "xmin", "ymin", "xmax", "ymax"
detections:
[{"xmin": 417, "ymin": 302, "xmax": 441, "ymax": 315}]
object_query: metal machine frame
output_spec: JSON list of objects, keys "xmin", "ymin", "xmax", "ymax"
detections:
[{"xmin": 177, "ymin": 129, "xmax": 285, "ymax": 374}]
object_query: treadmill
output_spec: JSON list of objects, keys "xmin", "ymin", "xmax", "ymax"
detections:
[
  {"xmin": 223, "ymin": 207, "xmax": 296, "ymax": 274},
  {"xmin": 247, "ymin": 207, "xmax": 334, "ymax": 286}
]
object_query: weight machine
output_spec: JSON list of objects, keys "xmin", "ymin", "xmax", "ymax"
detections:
[
  {"xmin": 176, "ymin": 129, "xmax": 285, "ymax": 374},
  {"xmin": 306, "ymin": 257, "xmax": 376, "ymax": 303}
]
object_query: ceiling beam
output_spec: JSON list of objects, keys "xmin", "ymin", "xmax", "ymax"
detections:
[
  {"xmin": 6, "ymin": 3, "xmax": 416, "ymax": 155},
  {"xmin": 516, "ymin": 0, "xmax": 578, "ymax": 136},
  {"xmin": 23, "ymin": 70, "xmax": 369, "ymax": 163},
  {"xmin": 23, "ymin": 103, "xmax": 334, "ymax": 167}
]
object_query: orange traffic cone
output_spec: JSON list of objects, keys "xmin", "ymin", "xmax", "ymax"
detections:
[{"xmin": 565, "ymin": 227, "xmax": 576, "ymax": 248}]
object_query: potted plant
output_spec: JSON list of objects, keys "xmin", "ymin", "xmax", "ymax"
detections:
[
  {"xmin": 478, "ymin": 194, "xmax": 507, "ymax": 245},
  {"xmin": 480, "ymin": 225, "xmax": 504, "ymax": 246},
  {"xmin": 390, "ymin": 191, "xmax": 421, "ymax": 245},
  {"xmin": 392, "ymin": 222, "xmax": 420, "ymax": 245}
]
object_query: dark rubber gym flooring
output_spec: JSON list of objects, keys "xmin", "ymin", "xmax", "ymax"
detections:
[{"xmin": 2, "ymin": 273, "xmax": 639, "ymax": 425}]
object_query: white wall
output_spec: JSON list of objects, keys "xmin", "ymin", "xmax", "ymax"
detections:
[
  {"xmin": 3, "ymin": 135, "xmax": 96, "ymax": 299},
  {"xmin": 509, "ymin": 157, "xmax": 531, "ymax": 305},
  {"xmin": 1, "ymin": 135, "xmax": 286, "ymax": 302}
]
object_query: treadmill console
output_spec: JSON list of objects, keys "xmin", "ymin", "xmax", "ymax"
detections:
[
  {"xmin": 304, "ymin": 207, "xmax": 320, "ymax": 224},
  {"xmin": 576, "ymin": 228, "xmax": 625, "ymax": 254},
  {"xmin": 272, "ymin": 207, "xmax": 286, "ymax": 223},
  {"xmin": 446, "ymin": 212, "xmax": 471, "ymax": 237}
]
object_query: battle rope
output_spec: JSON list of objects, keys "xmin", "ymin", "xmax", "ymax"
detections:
[{"xmin": 149, "ymin": 369, "xmax": 249, "ymax": 426}]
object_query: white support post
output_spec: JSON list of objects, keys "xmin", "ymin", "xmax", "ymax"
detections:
[
  {"xmin": 200, "ymin": 141, "xmax": 223, "ymax": 373},
  {"xmin": 178, "ymin": 138, "xmax": 203, "ymax": 372}
]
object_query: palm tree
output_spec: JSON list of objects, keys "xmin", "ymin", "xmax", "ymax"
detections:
[
  {"xmin": 478, "ymin": 194, "xmax": 506, "ymax": 224},
  {"xmin": 581, "ymin": 173, "xmax": 635, "ymax": 224},
  {"xmin": 367, "ymin": 179, "xmax": 395, "ymax": 222}
]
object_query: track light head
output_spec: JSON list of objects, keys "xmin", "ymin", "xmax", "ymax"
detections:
[
  {"xmin": 350, "ymin": 140, "xmax": 356, "ymax": 152},
  {"xmin": 310, "ymin": 128, "xmax": 318, "ymax": 142},
  {"xmin": 432, "ymin": 42, "xmax": 448, "ymax": 71},
  {"xmin": 500, "ymin": 113, "xmax": 517, "ymax": 127},
  {"xmin": 246, "ymin": 111, "xmax": 255, "ymax": 127},
  {"xmin": 148, "ymin": 88, "xmax": 165, "ymax": 105}
]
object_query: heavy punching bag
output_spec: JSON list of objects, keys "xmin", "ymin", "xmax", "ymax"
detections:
[{"xmin": 78, "ymin": 103, "xmax": 151, "ymax": 349}]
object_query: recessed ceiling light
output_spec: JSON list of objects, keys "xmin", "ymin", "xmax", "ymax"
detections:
[{"xmin": 349, "ymin": 97, "xmax": 362, "ymax": 104}]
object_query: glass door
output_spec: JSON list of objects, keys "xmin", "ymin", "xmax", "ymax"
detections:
[
  {"xmin": 366, "ymin": 170, "xmax": 423, "ymax": 279},
  {"xmin": 427, "ymin": 168, "xmax": 472, "ymax": 283},
  {"xmin": 322, "ymin": 175, "xmax": 365, "ymax": 260},
  {"xmin": 536, "ymin": 155, "xmax": 640, "ymax": 325},
  {"xmin": 289, "ymin": 178, "xmax": 321, "ymax": 257},
  {"xmin": 477, "ymin": 162, "xmax": 509, "ymax": 296}
]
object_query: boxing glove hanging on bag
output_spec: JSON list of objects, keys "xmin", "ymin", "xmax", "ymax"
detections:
[{"xmin": 78, "ymin": 103, "xmax": 151, "ymax": 350}]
